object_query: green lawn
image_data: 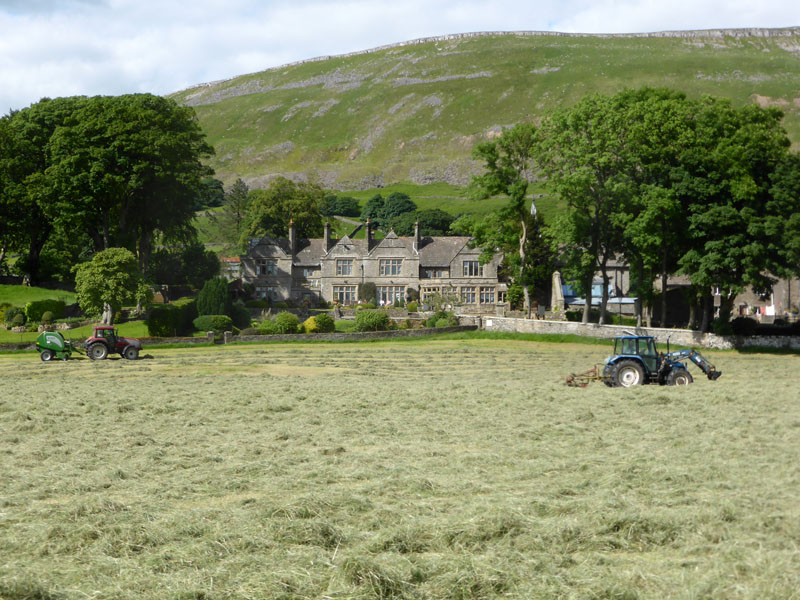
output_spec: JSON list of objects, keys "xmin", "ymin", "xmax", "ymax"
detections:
[
  {"xmin": 1, "ymin": 339, "xmax": 797, "ymax": 599},
  {"xmin": 0, "ymin": 284, "xmax": 76, "ymax": 307}
]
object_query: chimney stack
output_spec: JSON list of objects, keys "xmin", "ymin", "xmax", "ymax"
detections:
[
  {"xmin": 288, "ymin": 219, "xmax": 296, "ymax": 256},
  {"xmin": 414, "ymin": 221, "xmax": 420, "ymax": 252},
  {"xmin": 324, "ymin": 221, "xmax": 331, "ymax": 250},
  {"xmin": 366, "ymin": 219, "xmax": 373, "ymax": 251}
]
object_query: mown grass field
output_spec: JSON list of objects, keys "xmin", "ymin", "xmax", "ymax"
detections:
[{"xmin": 1, "ymin": 338, "xmax": 798, "ymax": 599}]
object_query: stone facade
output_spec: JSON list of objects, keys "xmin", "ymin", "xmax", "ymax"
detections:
[{"xmin": 241, "ymin": 221, "xmax": 505, "ymax": 307}]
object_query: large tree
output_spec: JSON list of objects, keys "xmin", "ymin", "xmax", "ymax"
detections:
[
  {"xmin": 678, "ymin": 97, "xmax": 794, "ymax": 328},
  {"xmin": 46, "ymin": 94, "xmax": 214, "ymax": 273},
  {"xmin": 470, "ymin": 123, "xmax": 541, "ymax": 315},
  {"xmin": 240, "ymin": 177, "xmax": 324, "ymax": 246},
  {"xmin": 0, "ymin": 97, "xmax": 88, "ymax": 284},
  {"xmin": 538, "ymin": 96, "xmax": 635, "ymax": 324},
  {"xmin": 73, "ymin": 247, "xmax": 151, "ymax": 325}
]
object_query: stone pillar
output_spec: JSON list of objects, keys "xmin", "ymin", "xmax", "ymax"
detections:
[
  {"xmin": 551, "ymin": 271, "xmax": 564, "ymax": 312},
  {"xmin": 206, "ymin": 331, "xmax": 214, "ymax": 343},
  {"xmin": 224, "ymin": 331, "xmax": 233, "ymax": 344},
  {"xmin": 324, "ymin": 221, "xmax": 331, "ymax": 250}
]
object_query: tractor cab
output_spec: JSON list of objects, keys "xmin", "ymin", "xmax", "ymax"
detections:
[{"xmin": 613, "ymin": 335, "xmax": 659, "ymax": 374}]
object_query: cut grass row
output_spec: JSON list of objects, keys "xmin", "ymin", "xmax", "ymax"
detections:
[{"xmin": 1, "ymin": 338, "xmax": 798, "ymax": 599}]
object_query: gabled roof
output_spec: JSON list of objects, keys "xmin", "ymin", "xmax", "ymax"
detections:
[
  {"xmin": 328, "ymin": 235, "xmax": 370, "ymax": 256},
  {"xmin": 294, "ymin": 238, "xmax": 327, "ymax": 266},
  {"xmin": 418, "ymin": 236, "xmax": 472, "ymax": 267},
  {"xmin": 370, "ymin": 230, "xmax": 414, "ymax": 253}
]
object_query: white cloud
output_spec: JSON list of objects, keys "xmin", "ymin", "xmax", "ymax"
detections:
[{"xmin": 1, "ymin": 0, "xmax": 799, "ymax": 112}]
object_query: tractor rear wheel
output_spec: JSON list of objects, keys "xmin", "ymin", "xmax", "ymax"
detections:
[
  {"xmin": 87, "ymin": 342, "xmax": 108, "ymax": 360},
  {"xmin": 40, "ymin": 349, "xmax": 54, "ymax": 361},
  {"xmin": 122, "ymin": 345, "xmax": 139, "ymax": 360},
  {"xmin": 613, "ymin": 360, "xmax": 645, "ymax": 388},
  {"xmin": 667, "ymin": 369, "xmax": 693, "ymax": 386}
]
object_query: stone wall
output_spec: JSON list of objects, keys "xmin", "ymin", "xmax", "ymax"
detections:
[{"xmin": 481, "ymin": 316, "xmax": 800, "ymax": 350}]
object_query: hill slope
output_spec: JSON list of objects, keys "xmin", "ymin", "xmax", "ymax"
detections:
[{"xmin": 169, "ymin": 28, "xmax": 800, "ymax": 191}]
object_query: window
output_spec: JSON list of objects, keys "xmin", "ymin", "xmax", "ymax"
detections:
[
  {"xmin": 255, "ymin": 286, "xmax": 279, "ymax": 300},
  {"xmin": 461, "ymin": 286, "xmax": 476, "ymax": 304},
  {"xmin": 498, "ymin": 290, "xmax": 507, "ymax": 304},
  {"xmin": 424, "ymin": 268, "xmax": 447, "ymax": 278},
  {"xmin": 333, "ymin": 285, "xmax": 357, "ymax": 305},
  {"xmin": 463, "ymin": 260, "xmax": 483, "ymax": 277},
  {"xmin": 480, "ymin": 287, "xmax": 495, "ymax": 304},
  {"xmin": 302, "ymin": 268, "xmax": 315, "ymax": 278},
  {"xmin": 256, "ymin": 258, "xmax": 278, "ymax": 276},
  {"xmin": 379, "ymin": 258, "xmax": 402, "ymax": 276},
  {"xmin": 336, "ymin": 259, "xmax": 353, "ymax": 276},
  {"xmin": 421, "ymin": 287, "xmax": 440, "ymax": 300},
  {"xmin": 377, "ymin": 286, "xmax": 405, "ymax": 305}
]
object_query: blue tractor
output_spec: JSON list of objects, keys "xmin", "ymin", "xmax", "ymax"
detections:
[{"xmin": 601, "ymin": 335, "xmax": 721, "ymax": 388}]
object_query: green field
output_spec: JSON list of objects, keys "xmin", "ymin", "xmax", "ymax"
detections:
[
  {"xmin": 0, "ymin": 284, "xmax": 76, "ymax": 307},
  {"xmin": 1, "ymin": 339, "xmax": 798, "ymax": 599}
]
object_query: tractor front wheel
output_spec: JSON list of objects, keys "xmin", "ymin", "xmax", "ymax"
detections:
[
  {"xmin": 122, "ymin": 345, "xmax": 139, "ymax": 360},
  {"xmin": 40, "ymin": 349, "xmax": 54, "ymax": 361},
  {"xmin": 614, "ymin": 360, "xmax": 644, "ymax": 388},
  {"xmin": 87, "ymin": 342, "xmax": 108, "ymax": 360},
  {"xmin": 667, "ymin": 369, "xmax": 693, "ymax": 386}
]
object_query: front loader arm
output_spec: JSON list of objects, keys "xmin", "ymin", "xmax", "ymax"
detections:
[{"xmin": 666, "ymin": 349, "xmax": 722, "ymax": 380}]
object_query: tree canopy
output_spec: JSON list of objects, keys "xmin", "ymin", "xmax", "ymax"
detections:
[
  {"xmin": 0, "ymin": 94, "xmax": 214, "ymax": 283},
  {"xmin": 73, "ymin": 247, "xmax": 151, "ymax": 325},
  {"xmin": 240, "ymin": 177, "xmax": 324, "ymax": 246}
]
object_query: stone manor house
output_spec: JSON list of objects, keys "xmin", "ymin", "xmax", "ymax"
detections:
[{"xmin": 240, "ymin": 220, "xmax": 506, "ymax": 307}]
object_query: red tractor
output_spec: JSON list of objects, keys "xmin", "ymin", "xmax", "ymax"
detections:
[{"xmin": 85, "ymin": 325, "xmax": 142, "ymax": 360}]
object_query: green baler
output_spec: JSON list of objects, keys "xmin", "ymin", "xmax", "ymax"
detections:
[{"xmin": 35, "ymin": 331, "xmax": 78, "ymax": 361}]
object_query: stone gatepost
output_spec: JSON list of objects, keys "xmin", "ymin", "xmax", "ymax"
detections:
[
  {"xmin": 207, "ymin": 331, "xmax": 215, "ymax": 343},
  {"xmin": 224, "ymin": 331, "xmax": 233, "ymax": 344}
]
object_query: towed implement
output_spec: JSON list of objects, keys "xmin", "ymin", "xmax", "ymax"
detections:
[
  {"xmin": 567, "ymin": 335, "xmax": 721, "ymax": 388},
  {"xmin": 34, "ymin": 325, "xmax": 142, "ymax": 361},
  {"xmin": 36, "ymin": 330, "xmax": 82, "ymax": 361}
]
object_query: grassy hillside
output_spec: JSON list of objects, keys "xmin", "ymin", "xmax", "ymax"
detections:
[{"xmin": 170, "ymin": 29, "xmax": 800, "ymax": 196}]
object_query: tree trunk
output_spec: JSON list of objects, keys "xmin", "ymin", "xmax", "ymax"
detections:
[
  {"xmin": 102, "ymin": 302, "xmax": 114, "ymax": 325},
  {"xmin": 700, "ymin": 294, "xmax": 712, "ymax": 332},
  {"xmin": 599, "ymin": 265, "xmax": 610, "ymax": 325},
  {"xmin": 582, "ymin": 272, "xmax": 593, "ymax": 324},
  {"xmin": 645, "ymin": 304, "xmax": 652, "ymax": 328},
  {"xmin": 523, "ymin": 285, "xmax": 531, "ymax": 319},
  {"xmin": 660, "ymin": 271, "xmax": 668, "ymax": 327},
  {"xmin": 518, "ymin": 215, "xmax": 529, "ymax": 317}
]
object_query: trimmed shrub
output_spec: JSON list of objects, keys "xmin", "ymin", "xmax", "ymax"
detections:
[
  {"xmin": 197, "ymin": 277, "xmax": 232, "ymax": 316},
  {"xmin": 313, "ymin": 312, "xmax": 335, "ymax": 333},
  {"xmin": 730, "ymin": 316, "xmax": 758, "ymax": 336},
  {"xmin": 355, "ymin": 310, "xmax": 390, "ymax": 332},
  {"xmin": 356, "ymin": 303, "xmax": 376, "ymax": 310},
  {"xmin": 257, "ymin": 319, "xmax": 278, "ymax": 335},
  {"xmin": 40, "ymin": 311, "xmax": 54, "ymax": 324},
  {"xmin": 302, "ymin": 316, "xmax": 320, "ymax": 334},
  {"xmin": 12, "ymin": 313, "xmax": 25, "ymax": 327},
  {"xmin": 406, "ymin": 301, "xmax": 418, "ymax": 312},
  {"xmin": 245, "ymin": 299, "xmax": 269, "ymax": 309},
  {"xmin": 147, "ymin": 297, "xmax": 197, "ymax": 337},
  {"xmin": 193, "ymin": 314, "xmax": 233, "ymax": 334},
  {"xmin": 24, "ymin": 299, "xmax": 66, "ymax": 323},
  {"xmin": 426, "ymin": 310, "xmax": 458, "ymax": 328},
  {"xmin": 358, "ymin": 282, "xmax": 377, "ymax": 305},
  {"xmin": 229, "ymin": 303, "xmax": 252, "ymax": 329},
  {"xmin": 273, "ymin": 311, "xmax": 300, "ymax": 334},
  {"xmin": 301, "ymin": 313, "xmax": 336, "ymax": 334},
  {"xmin": 4, "ymin": 306, "xmax": 25, "ymax": 325}
]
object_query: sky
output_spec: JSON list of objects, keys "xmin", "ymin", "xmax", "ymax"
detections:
[{"xmin": 1, "ymin": 0, "xmax": 799, "ymax": 113}]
